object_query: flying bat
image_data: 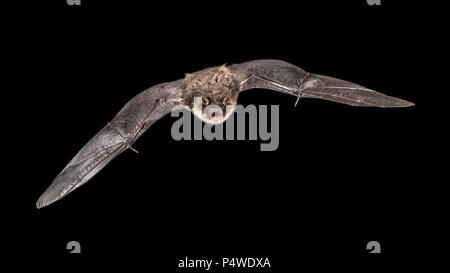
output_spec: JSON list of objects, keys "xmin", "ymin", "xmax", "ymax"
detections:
[{"xmin": 36, "ymin": 59, "xmax": 414, "ymax": 208}]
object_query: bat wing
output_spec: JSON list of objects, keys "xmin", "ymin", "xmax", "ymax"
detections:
[
  {"xmin": 228, "ymin": 59, "xmax": 414, "ymax": 107},
  {"xmin": 36, "ymin": 80, "xmax": 184, "ymax": 208}
]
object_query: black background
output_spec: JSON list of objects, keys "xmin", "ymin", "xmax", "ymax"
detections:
[{"xmin": 10, "ymin": 0, "xmax": 440, "ymax": 270}]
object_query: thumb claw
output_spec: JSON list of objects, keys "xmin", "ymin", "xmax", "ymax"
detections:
[{"xmin": 294, "ymin": 92, "xmax": 302, "ymax": 107}]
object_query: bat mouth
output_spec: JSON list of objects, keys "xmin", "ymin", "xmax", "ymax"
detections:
[{"xmin": 203, "ymin": 105, "xmax": 226, "ymax": 124}]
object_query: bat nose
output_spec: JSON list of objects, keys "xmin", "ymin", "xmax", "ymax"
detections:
[{"xmin": 210, "ymin": 111, "xmax": 216, "ymax": 118}]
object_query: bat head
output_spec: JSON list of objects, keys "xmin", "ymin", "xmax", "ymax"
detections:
[
  {"xmin": 190, "ymin": 95, "xmax": 237, "ymax": 124},
  {"xmin": 184, "ymin": 65, "xmax": 240, "ymax": 124}
]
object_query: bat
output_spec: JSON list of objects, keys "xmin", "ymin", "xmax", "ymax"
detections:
[{"xmin": 36, "ymin": 59, "xmax": 414, "ymax": 208}]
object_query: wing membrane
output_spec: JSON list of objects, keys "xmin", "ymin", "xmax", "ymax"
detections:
[
  {"xmin": 36, "ymin": 81, "xmax": 183, "ymax": 208},
  {"xmin": 229, "ymin": 59, "xmax": 413, "ymax": 107}
]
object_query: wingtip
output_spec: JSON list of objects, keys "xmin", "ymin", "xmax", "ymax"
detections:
[
  {"xmin": 405, "ymin": 101, "xmax": 415, "ymax": 107},
  {"xmin": 394, "ymin": 99, "xmax": 415, "ymax": 108},
  {"xmin": 36, "ymin": 193, "xmax": 56, "ymax": 209},
  {"xmin": 36, "ymin": 195, "xmax": 46, "ymax": 209},
  {"xmin": 378, "ymin": 96, "xmax": 415, "ymax": 108}
]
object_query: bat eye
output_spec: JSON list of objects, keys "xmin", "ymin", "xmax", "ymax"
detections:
[{"xmin": 202, "ymin": 97, "xmax": 209, "ymax": 106}]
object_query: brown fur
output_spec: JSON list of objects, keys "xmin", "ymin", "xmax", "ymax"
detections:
[{"xmin": 182, "ymin": 65, "xmax": 239, "ymax": 108}]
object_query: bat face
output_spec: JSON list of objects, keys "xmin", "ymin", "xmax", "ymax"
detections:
[
  {"xmin": 191, "ymin": 96, "xmax": 237, "ymax": 124},
  {"xmin": 183, "ymin": 65, "xmax": 240, "ymax": 124}
]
